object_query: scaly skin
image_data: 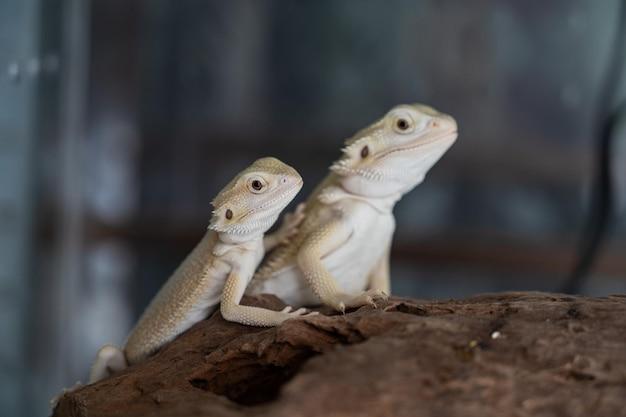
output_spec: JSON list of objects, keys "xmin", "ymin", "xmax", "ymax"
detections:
[
  {"xmin": 87, "ymin": 157, "xmax": 313, "ymax": 384},
  {"xmin": 250, "ymin": 104, "xmax": 458, "ymax": 312}
]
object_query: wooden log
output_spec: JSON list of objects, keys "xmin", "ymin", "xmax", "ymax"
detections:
[{"xmin": 53, "ymin": 292, "xmax": 626, "ymax": 417}]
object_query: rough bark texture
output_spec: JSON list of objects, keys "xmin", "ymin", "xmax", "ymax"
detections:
[{"xmin": 53, "ymin": 292, "xmax": 626, "ymax": 417}]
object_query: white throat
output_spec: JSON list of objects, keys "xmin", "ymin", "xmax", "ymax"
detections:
[
  {"xmin": 218, "ymin": 230, "xmax": 263, "ymax": 245},
  {"xmin": 318, "ymin": 185, "xmax": 401, "ymax": 214},
  {"xmin": 213, "ymin": 231, "xmax": 262, "ymax": 256}
]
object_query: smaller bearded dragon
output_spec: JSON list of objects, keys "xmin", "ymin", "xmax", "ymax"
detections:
[{"xmin": 87, "ymin": 157, "xmax": 312, "ymax": 384}]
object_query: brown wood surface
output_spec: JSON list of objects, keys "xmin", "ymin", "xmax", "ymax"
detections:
[{"xmin": 53, "ymin": 292, "xmax": 626, "ymax": 417}]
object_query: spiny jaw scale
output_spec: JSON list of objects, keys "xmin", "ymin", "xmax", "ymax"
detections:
[{"xmin": 330, "ymin": 160, "xmax": 385, "ymax": 182}]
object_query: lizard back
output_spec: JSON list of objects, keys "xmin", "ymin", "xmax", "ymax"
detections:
[{"xmin": 124, "ymin": 231, "xmax": 226, "ymax": 363}]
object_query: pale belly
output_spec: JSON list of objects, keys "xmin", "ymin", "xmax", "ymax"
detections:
[{"xmin": 253, "ymin": 203, "xmax": 395, "ymax": 306}]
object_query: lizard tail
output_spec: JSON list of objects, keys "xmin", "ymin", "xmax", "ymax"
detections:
[{"xmin": 88, "ymin": 344, "xmax": 128, "ymax": 383}]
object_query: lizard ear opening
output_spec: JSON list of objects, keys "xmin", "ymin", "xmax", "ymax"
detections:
[{"xmin": 225, "ymin": 209, "xmax": 233, "ymax": 220}]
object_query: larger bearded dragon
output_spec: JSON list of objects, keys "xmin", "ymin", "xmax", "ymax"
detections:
[
  {"xmin": 249, "ymin": 104, "xmax": 458, "ymax": 312},
  {"xmin": 88, "ymin": 157, "xmax": 313, "ymax": 383}
]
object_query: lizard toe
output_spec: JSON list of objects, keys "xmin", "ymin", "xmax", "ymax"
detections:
[
  {"xmin": 337, "ymin": 302, "xmax": 346, "ymax": 314},
  {"xmin": 368, "ymin": 289, "xmax": 389, "ymax": 302}
]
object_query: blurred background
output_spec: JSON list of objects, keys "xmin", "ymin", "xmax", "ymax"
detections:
[{"xmin": 1, "ymin": 0, "xmax": 626, "ymax": 415}]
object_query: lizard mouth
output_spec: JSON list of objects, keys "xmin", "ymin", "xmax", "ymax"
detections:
[
  {"xmin": 330, "ymin": 165, "xmax": 386, "ymax": 182},
  {"xmin": 374, "ymin": 129, "xmax": 457, "ymax": 161},
  {"xmin": 330, "ymin": 130, "xmax": 457, "ymax": 182}
]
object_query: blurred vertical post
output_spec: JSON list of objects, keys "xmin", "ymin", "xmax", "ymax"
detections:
[
  {"xmin": 19, "ymin": 0, "xmax": 91, "ymax": 415},
  {"xmin": 51, "ymin": 0, "xmax": 90, "ymax": 389},
  {"xmin": 0, "ymin": 0, "xmax": 50, "ymax": 416}
]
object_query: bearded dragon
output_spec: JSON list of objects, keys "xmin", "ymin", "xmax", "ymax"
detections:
[
  {"xmin": 88, "ymin": 157, "xmax": 312, "ymax": 383},
  {"xmin": 249, "ymin": 104, "xmax": 458, "ymax": 312}
]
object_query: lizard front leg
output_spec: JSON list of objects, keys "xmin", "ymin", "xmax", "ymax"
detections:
[
  {"xmin": 221, "ymin": 270, "xmax": 316, "ymax": 326},
  {"xmin": 263, "ymin": 203, "xmax": 306, "ymax": 252},
  {"xmin": 297, "ymin": 219, "xmax": 388, "ymax": 313},
  {"xmin": 367, "ymin": 245, "xmax": 391, "ymax": 295}
]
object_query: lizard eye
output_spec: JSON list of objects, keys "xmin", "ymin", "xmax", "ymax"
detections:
[
  {"xmin": 396, "ymin": 118, "xmax": 409, "ymax": 131},
  {"xmin": 225, "ymin": 209, "xmax": 233, "ymax": 220},
  {"xmin": 361, "ymin": 146, "xmax": 369, "ymax": 158},
  {"xmin": 247, "ymin": 177, "xmax": 267, "ymax": 193},
  {"xmin": 392, "ymin": 116, "xmax": 414, "ymax": 134}
]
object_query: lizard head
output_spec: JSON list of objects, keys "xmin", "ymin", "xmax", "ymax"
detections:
[
  {"xmin": 208, "ymin": 157, "xmax": 303, "ymax": 237},
  {"xmin": 330, "ymin": 104, "xmax": 457, "ymax": 198}
]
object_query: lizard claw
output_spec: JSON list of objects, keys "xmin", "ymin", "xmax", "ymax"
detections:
[
  {"xmin": 368, "ymin": 289, "xmax": 389, "ymax": 303},
  {"xmin": 293, "ymin": 307, "xmax": 318, "ymax": 317},
  {"xmin": 338, "ymin": 302, "xmax": 346, "ymax": 314},
  {"xmin": 326, "ymin": 290, "xmax": 387, "ymax": 312},
  {"xmin": 322, "ymin": 295, "xmax": 346, "ymax": 314},
  {"xmin": 328, "ymin": 299, "xmax": 346, "ymax": 314},
  {"xmin": 282, "ymin": 306, "xmax": 318, "ymax": 320},
  {"xmin": 365, "ymin": 289, "xmax": 390, "ymax": 308}
]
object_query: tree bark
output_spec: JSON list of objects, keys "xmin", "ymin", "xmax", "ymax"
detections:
[{"xmin": 53, "ymin": 292, "xmax": 626, "ymax": 417}]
